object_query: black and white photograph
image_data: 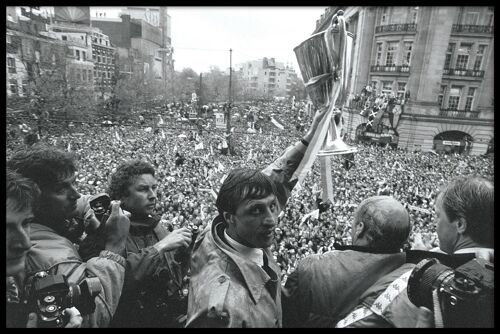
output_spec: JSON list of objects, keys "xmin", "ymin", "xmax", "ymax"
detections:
[{"xmin": 6, "ymin": 6, "xmax": 494, "ymax": 328}]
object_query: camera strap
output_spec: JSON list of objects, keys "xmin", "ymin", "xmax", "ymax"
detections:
[{"xmin": 336, "ymin": 269, "xmax": 413, "ymax": 328}]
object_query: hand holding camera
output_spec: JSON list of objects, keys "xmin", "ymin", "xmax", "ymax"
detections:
[
  {"xmin": 154, "ymin": 226, "xmax": 193, "ymax": 254},
  {"xmin": 103, "ymin": 200, "xmax": 131, "ymax": 256}
]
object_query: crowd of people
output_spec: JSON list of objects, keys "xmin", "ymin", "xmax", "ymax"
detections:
[
  {"xmin": 7, "ymin": 99, "xmax": 494, "ymax": 283},
  {"xmin": 6, "ymin": 98, "xmax": 494, "ymax": 327}
]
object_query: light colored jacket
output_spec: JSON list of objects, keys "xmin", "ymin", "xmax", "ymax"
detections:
[
  {"xmin": 25, "ymin": 223, "xmax": 126, "ymax": 328},
  {"xmin": 187, "ymin": 140, "xmax": 307, "ymax": 327}
]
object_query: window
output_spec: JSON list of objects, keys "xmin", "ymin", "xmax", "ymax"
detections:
[
  {"xmin": 105, "ymin": 40, "xmax": 109, "ymax": 46},
  {"xmin": 375, "ymin": 43, "xmax": 383, "ymax": 65},
  {"xmin": 474, "ymin": 45, "xmax": 487, "ymax": 70},
  {"xmin": 444, "ymin": 43, "xmax": 455, "ymax": 69},
  {"xmin": 22, "ymin": 79, "xmax": 29, "ymax": 95},
  {"xmin": 385, "ymin": 42, "xmax": 398, "ymax": 66},
  {"xmin": 438, "ymin": 85, "xmax": 446, "ymax": 108},
  {"xmin": 7, "ymin": 34, "xmax": 12, "ymax": 44},
  {"xmin": 464, "ymin": 87, "xmax": 476, "ymax": 111},
  {"xmin": 464, "ymin": 12, "xmax": 479, "ymax": 25},
  {"xmin": 94, "ymin": 37, "xmax": 97, "ymax": 43},
  {"xmin": 99, "ymin": 38, "xmax": 102, "ymax": 44},
  {"xmin": 89, "ymin": 69, "xmax": 93, "ymax": 81},
  {"xmin": 397, "ymin": 82, "xmax": 406, "ymax": 99},
  {"xmin": 381, "ymin": 7, "xmax": 388, "ymax": 24},
  {"xmin": 9, "ymin": 79, "xmax": 18, "ymax": 94},
  {"xmin": 82, "ymin": 51, "xmax": 86, "ymax": 61},
  {"xmin": 403, "ymin": 41, "xmax": 413, "ymax": 66},
  {"xmin": 8, "ymin": 57, "xmax": 16, "ymax": 73},
  {"xmin": 97, "ymin": 55, "xmax": 101, "ymax": 63},
  {"xmin": 107, "ymin": 71, "xmax": 111, "ymax": 78},
  {"xmin": 455, "ymin": 54, "xmax": 469, "ymax": 70},
  {"xmin": 411, "ymin": 7, "xmax": 419, "ymax": 24},
  {"xmin": 486, "ymin": 13, "xmax": 494, "ymax": 26},
  {"xmin": 82, "ymin": 69, "xmax": 87, "ymax": 81},
  {"xmin": 76, "ymin": 50, "xmax": 80, "ymax": 61},
  {"xmin": 381, "ymin": 80, "xmax": 393, "ymax": 94},
  {"xmin": 76, "ymin": 69, "xmax": 81, "ymax": 81},
  {"xmin": 94, "ymin": 70, "xmax": 97, "ymax": 77},
  {"xmin": 62, "ymin": 35, "xmax": 67, "ymax": 41},
  {"xmin": 69, "ymin": 68, "xmax": 75, "ymax": 81},
  {"xmin": 447, "ymin": 86, "xmax": 461, "ymax": 110}
]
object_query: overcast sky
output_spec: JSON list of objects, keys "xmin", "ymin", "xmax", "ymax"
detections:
[{"xmin": 167, "ymin": 7, "xmax": 327, "ymax": 74}]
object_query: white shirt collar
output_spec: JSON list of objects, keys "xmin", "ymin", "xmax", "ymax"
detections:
[
  {"xmin": 224, "ymin": 229, "xmax": 264, "ymax": 267},
  {"xmin": 454, "ymin": 247, "xmax": 494, "ymax": 254}
]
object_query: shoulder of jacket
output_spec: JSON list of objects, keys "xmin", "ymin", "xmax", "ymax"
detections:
[{"xmin": 206, "ymin": 274, "xmax": 231, "ymax": 322}]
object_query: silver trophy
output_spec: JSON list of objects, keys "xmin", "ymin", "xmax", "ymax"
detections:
[{"xmin": 294, "ymin": 10, "xmax": 357, "ymax": 156}]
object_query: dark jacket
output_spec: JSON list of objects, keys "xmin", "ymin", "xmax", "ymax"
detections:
[
  {"xmin": 110, "ymin": 217, "xmax": 188, "ymax": 327},
  {"xmin": 282, "ymin": 246, "xmax": 407, "ymax": 327}
]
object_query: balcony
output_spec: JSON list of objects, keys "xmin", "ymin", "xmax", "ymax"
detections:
[
  {"xmin": 371, "ymin": 65, "xmax": 410, "ymax": 73},
  {"xmin": 439, "ymin": 108, "xmax": 479, "ymax": 119},
  {"xmin": 443, "ymin": 68, "xmax": 484, "ymax": 78},
  {"xmin": 375, "ymin": 23, "xmax": 417, "ymax": 34},
  {"xmin": 451, "ymin": 24, "xmax": 493, "ymax": 34}
]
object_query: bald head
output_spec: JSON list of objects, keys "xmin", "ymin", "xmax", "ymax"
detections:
[{"xmin": 352, "ymin": 196, "xmax": 410, "ymax": 251}]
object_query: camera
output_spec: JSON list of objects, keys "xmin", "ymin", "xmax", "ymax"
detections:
[
  {"xmin": 407, "ymin": 257, "xmax": 494, "ymax": 327},
  {"xmin": 89, "ymin": 193, "xmax": 112, "ymax": 226},
  {"xmin": 174, "ymin": 224, "xmax": 199, "ymax": 262},
  {"xmin": 27, "ymin": 271, "xmax": 102, "ymax": 328}
]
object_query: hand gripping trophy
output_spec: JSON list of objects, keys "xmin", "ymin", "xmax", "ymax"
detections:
[{"xmin": 291, "ymin": 10, "xmax": 357, "ymax": 203}]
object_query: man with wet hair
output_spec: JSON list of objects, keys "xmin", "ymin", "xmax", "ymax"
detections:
[
  {"xmin": 7, "ymin": 146, "xmax": 130, "ymax": 327},
  {"xmin": 282, "ymin": 195, "xmax": 416, "ymax": 327},
  {"xmin": 186, "ymin": 108, "xmax": 328, "ymax": 327}
]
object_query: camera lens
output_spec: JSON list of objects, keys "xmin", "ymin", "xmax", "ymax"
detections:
[
  {"xmin": 408, "ymin": 258, "xmax": 454, "ymax": 309},
  {"xmin": 46, "ymin": 304, "xmax": 57, "ymax": 313},
  {"xmin": 43, "ymin": 295, "xmax": 55, "ymax": 303}
]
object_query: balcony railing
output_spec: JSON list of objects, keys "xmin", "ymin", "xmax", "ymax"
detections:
[
  {"xmin": 439, "ymin": 108, "xmax": 480, "ymax": 119},
  {"xmin": 452, "ymin": 24, "xmax": 494, "ymax": 34},
  {"xmin": 375, "ymin": 23, "xmax": 417, "ymax": 33},
  {"xmin": 371, "ymin": 65, "xmax": 410, "ymax": 73},
  {"xmin": 443, "ymin": 68, "xmax": 484, "ymax": 78}
]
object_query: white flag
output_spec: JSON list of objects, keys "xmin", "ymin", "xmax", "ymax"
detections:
[
  {"xmin": 115, "ymin": 131, "xmax": 121, "ymax": 141},
  {"xmin": 159, "ymin": 115, "xmax": 164, "ymax": 125},
  {"xmin": 210, "ymin": 145, "xmax": 214, "ymax": 155},
  {"xmin": 195, "ymin": 142, "xmax": 204, "ymax": 150},
  {"xmin": 218, "ymin": 161, "xmax": 225, "ymax": 171},
  {"xmin": 260, "ymin": 127, "xmax": 262, "ymax": 134},
  {"xmin": 246, "ymin": 135, "xmax": 249, "ymax": 142},
  {"xmin": 174, "ymin": 144, "xmax": 178, "ymax": 152},
  {"xmin": 161, "ymin": 129, "xmax": 166, "ymax": 139},
  {"xmin": 67, "ymin": 141, "xmax": 71, "ymax": 152}
]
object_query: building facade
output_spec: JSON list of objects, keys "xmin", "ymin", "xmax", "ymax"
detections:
[
  {"xmin": 313, "ymin": 6, "xmax": 494, "ymax": 155},
  {"xmin": 90, "ymin": 6, "xmax": 173, "ymax": 85},
  {"xmin": 237, "ymin": 57, "xmax": 298, "ymax": 98}
]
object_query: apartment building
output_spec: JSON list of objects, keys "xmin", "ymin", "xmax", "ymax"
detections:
[{"xmin": 313, "ymin": 6, "xmax": 494, "ymax": 155}]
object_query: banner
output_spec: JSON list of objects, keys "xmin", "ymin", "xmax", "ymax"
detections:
[
  {"xmin": 214, "ymin": 112, "xmax": 225, "ymax": 129},
  {"xmin": 301, "ymin": 209, "xmax": 319, "ymax": 224},
  {"xmin": 194, "ymin": 142, "xmax": 204, "ymax": 150},
  {"xmin": 407, "ymin": 204, "xmax": 431, "ymax": 215},
  {"xmin": 270, "ymin": 117, "xmax": 285, "ymax": 130}
]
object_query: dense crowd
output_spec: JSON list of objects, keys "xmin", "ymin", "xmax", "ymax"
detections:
[{"xmin": 7, "ymin": 99, "xmax": 494, "ymax": 285}]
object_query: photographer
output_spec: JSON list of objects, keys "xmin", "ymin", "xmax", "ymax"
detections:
[
  {"xmin": 6, "ymin": 169, "xmax": 82, "ymax": 328},
  {"xmin": 7, "ymin": 146, "xmax": 130, "ymax": 328},
  {"xmin": 104, "ymin": 160, "xmax": 193, "ymax": 327},
  {"xmin": 408, "ymin": 175, "xmax": 494, "ymax": 327}
]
